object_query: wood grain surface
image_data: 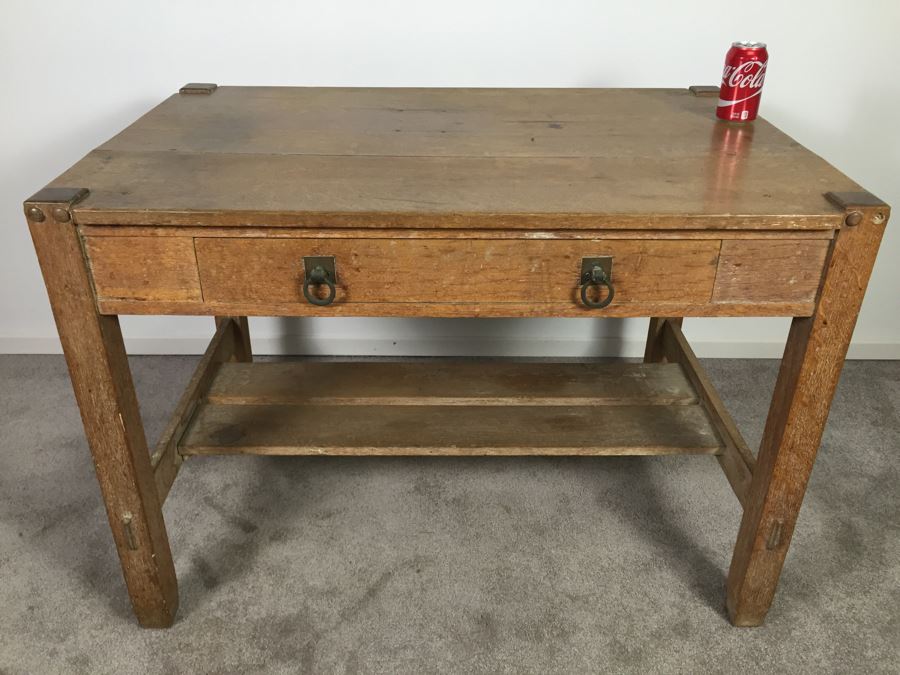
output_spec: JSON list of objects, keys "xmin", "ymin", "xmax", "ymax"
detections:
[
  {"xmin": 195, "ymin": 236, "xmax": 719, "ymax": 306},
  {"xmin": 181, "ymin": 404, "xmax": 722, "ymax": 456},
  {"xmin": 25, "ymin": 86, "xmax": 888, "ymax": 630},
  {"xmin": 727, "ymin": 199, "xmax": 890, "ymax": 626},
  {"xmin": 83, "ymin": 230, "xmax": 829, "ymax": 317},
  {"xmin": 206, "ymin": 361, "xmax": 698, "ymax": 407},
  {"xmin": 85, "ymin": 236, "xmax": 201, "ymax": 302},
  {"xmin": 661, "ymin": 319, "xmax": 756, "ymax": 507},
  {"xmin": 79, "ymin": 225, "xmax": 835, "ymax": 240},
  {"xmin": 45, "ymin": 87, "xmax": 858, "ymax": 229},
  {"xmin": 150, "ymin": 317, "xmax": 238, "ymax": 504},
  {"xmin": 27, "ymin": 204, "xmax": 178, "ymax": 628},
  {"xmin": 643, "ymin": 316, "xmax": 682, "ymax": 364},
  {"xmin": 712, "ymin": 240, "xmax": 830, "ymax": 304},
  {"xmin": 179, "ymin": 359, "xmax": 723, "ymax": 456},
  {"xmin": 94, "ymin": 298, "xmax": 819, "ymax": 318}
]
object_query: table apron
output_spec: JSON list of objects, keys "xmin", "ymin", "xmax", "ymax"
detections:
[{"xmin": 81, "ymin": 231, "xmax": 833, "ymax": 318}]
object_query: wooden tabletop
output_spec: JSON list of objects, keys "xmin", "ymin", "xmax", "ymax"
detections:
[{"xmin": 50, "ymin": 86, "xmax": 859, "ymax": 230}]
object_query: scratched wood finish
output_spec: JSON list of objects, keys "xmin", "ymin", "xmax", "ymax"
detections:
[
  {"xmin": 82, "ymin": 229, "xmax": 830, "ymax": 316},
  {"xmin": 26, "ymin": 199, "xmax": 178, "ymax": 628},
  {"xmin": 48, "ymin": 87, "xmax": 859, "ymax": 229},
  {"xmin": 712, "ymin": 240, "xmax": 830, "ymax": 304},
  {"xmin": 206, "ymin": 361, "xmax": 698, "ymax": 406},
  {"xmin": 85, "ymin": 236, "xmax": 202, "ymax": 302},
  {"xmin": 78, "ymin": 225, "xmax": 836, "ymax": 240},
  {"xmin": 180, "ymin": 359, "xmax": 722, "ymax": 456},
  {"xmin": 86, "ymin": 232, "xmax": 823, "ymax": 317},
  {"xmin": 727, "ymin": 198, "xmax": 889, "ymax": 626},
  {"xmin": 181, "ymin": 405, "xmax": 722, "ymax": 456},
  {"xmin": 94, "ymin": 298, "xmax": 820, "ymax": 319},
  {"xmin": 88, "ymin": 87, "xmax": 854, "ymax": 162},
  {"xmin": 195, "ymin": 237, "xmax": 719, "ymax": 306}
]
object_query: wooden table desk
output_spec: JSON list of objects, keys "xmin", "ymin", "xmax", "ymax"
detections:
[{"xmin": 25, "ymin": 85, "xmax": 889, "ymax": 628}]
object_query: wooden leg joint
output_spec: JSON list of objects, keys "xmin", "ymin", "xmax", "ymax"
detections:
[
  {"xmin": 765, "ymin": 520, "xmax": 784, "ymax": 550},
  {"xmin": 27, "ymin": 209, "xmax": 179, "ymax": 627},
  {"xmin": 726, "ymin": 203, "xmax": 888, "ymax": 626},
  {"xmin": 151, "ymin": 316, "xmax": 251, "ymax": 503},
  {"xmin": 657, "ymin": 319, "xmax": 756, "ymax": 508},
  {"xmin": 644, "ymin": 317, "xmax": 682, "ymax": 364},
  {"xmin": 122, "ymin": 513, "xmax": 139, "ymax": 551}
]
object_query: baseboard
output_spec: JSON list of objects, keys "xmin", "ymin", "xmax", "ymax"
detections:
[{"xmin": 1, "ymin": 336, "xmax": 897, "ymax": 359}]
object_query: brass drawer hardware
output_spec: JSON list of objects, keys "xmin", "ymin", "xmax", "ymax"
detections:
[
  {"xmin": 580, "ymin": 256, "xmax": 614, "ymax": 308},
  {"xmin": 302, "ymin": 256, "xmax": 337, "ymax": 306}
]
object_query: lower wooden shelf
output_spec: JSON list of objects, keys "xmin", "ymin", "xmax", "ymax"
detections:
[{"xmin": 177, "ymin": 361, "xmax": 724, "ymax": 456}]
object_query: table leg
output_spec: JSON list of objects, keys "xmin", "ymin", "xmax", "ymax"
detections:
[
  {"xmin": 215, "ymin": 316, "xmax": 252, "ymax": 362},
  {"xmin": 26, "ymin": 190, "xmax": 178, "ymax": 627},
  {"xmin": 726, "ymin": 195, "xmax": 888, "ymax": 626},
  {"xmin": 645, "ymin": 317, "xmax": 682, "ymax": 362}
]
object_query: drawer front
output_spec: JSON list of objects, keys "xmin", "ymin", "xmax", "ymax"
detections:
[
  {"xmin": 712, "ymin": 240, "xmax": 830, "ymax": 304},
  {"xmin": 83, "ymin": 231, "xmax": 830, "ymax": 317},
  {"xmin": 84, "ymin": 235, "xmax": 202, "ymax": 302},
  {"xmin": 194, "ymin": 237, "xmax": 720, "ymax": 308}
]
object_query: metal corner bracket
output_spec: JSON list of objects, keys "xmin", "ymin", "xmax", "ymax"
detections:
[
  {"xmin": 179, "ymin": 83, "xmax": 218, "ymax": 95},
  {"xmin": 689, "ymin": 85, "xmax": 719, "ymax": 97},
  {"xmin": 24, "ymin": 187, "xmax": 90, "ymax": 224},
  {"xmin": 825, "ymin": 191, "xmax": 890, "ymax": 227}
]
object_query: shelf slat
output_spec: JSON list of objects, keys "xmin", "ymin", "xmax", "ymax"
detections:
[
  {"xmin": 180, "ymin": 403, "xmax": 721, "ymax": 456},
  {"xmin": 206, "ymin": 361, "xmax": 698, "ymax": 407},
  {"xmin": 178, "ymin": 361, "xmax": 723, "ymax": 457}
]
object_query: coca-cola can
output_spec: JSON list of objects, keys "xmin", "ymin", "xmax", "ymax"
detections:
[{"xmin": 717, "ymin": 41, "xmax": 768, "ymax": 122}]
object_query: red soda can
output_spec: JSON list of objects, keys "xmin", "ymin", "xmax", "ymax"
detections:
[{"xmin": 716, "ymin": 41, "xmax": 768, "ymax": 122}]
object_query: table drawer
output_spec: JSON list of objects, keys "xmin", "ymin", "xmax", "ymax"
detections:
[
  {"xmin": 82, "ymin": 232, "xmax": 830, "ymax": 317},
  {"xmin": 194, "ymin": 237, "xmax": 720, "ymax": 309}
]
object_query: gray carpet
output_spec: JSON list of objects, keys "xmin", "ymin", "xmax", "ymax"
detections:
[{"xmin": 0, "ymin": 355, "xmax": 897, "ymax": 674}]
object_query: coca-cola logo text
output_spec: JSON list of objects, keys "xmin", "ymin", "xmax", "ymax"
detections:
[{"xmin": 721, "ymin": 60, "xmax": 767, "ymax": 89}]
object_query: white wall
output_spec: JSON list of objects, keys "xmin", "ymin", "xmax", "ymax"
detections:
[{"xmin": 2, "ymin": 0, "xmax": 898, "ymax": 358}]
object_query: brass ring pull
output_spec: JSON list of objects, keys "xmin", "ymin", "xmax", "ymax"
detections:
[
  {"xmin": 303, "ymin": 265, "xmax": 336, "ymax": 306},
  {"xmin": 580, "ymin": 265, "xmax": 615, "ymax": 309}
]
